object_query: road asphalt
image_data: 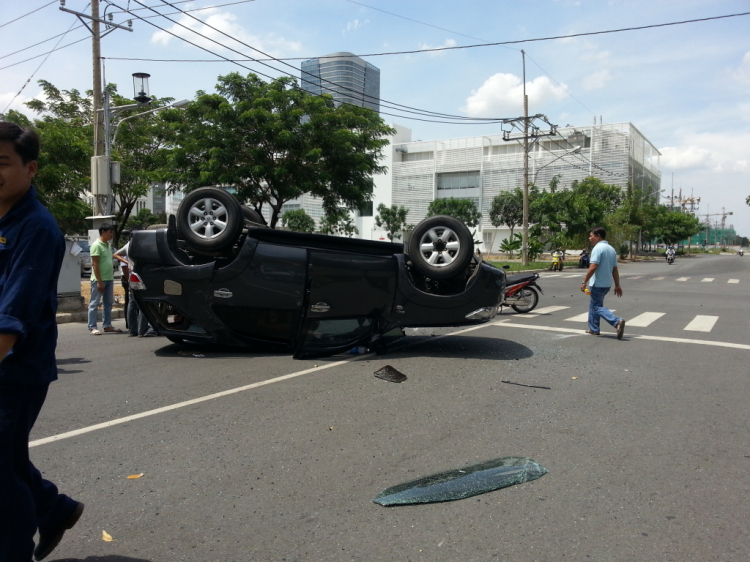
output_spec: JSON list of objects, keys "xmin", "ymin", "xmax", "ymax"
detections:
[{"xmin": 35, "ymin": 253, "xmax": 748, "ymax": 561}]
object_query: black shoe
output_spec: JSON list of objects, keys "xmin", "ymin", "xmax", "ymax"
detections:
[
  {"xmin": 34, "ymin": 502, "xmax": 84, "ymax": 561},
  {"xmin": 616, "ymin": 319, "xmax": 626, "ymax": 340}
]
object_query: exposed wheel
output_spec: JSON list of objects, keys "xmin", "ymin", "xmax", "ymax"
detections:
[
  {"xmin": 511, "ymin": 287, "xmax": 539, "ymax": 313},
  {"xmin": 407, "ymin": 215, "xmax": 473, "ymax": 279},
  {"xmin": 242, "ymin": 206, "xmax": 266, "ymax": 226},
  {"xmin": 177, "ymin": 187, "xmax": 243, "ymax": 252}
]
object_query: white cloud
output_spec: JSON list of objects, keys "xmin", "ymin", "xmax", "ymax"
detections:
[
  {"xmin": 582, "ymin": 69, "xmax": 612, "ymax": 91},
  {"xmin": 418, "ymin": 39, "xmax": 457, "ymax": 57},
  {"xmin": 151, "ymin": 9, "xmax": 301, "ymax": 57},
  {"xmin": 660, "ymin": 132, "xmax": 750, "ymax": 174},
  {"xmin": 0, "ymin": 91, "xmax": 40, "ymax": 117},
  {"xmin": 461, "ymin": 73, "xmax": 568, "ymax": 117},
  {"xmin": 731, "ymin": 52, "xmax": 750, "ymax": 85},
  {"xmin": 343, "ymin": 19, "xmax": 369, "ymax": 34}
]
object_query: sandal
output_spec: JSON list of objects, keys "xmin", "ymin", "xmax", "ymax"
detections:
[
  {"xmin": 90, "ymin": 329, "xmax": 101, "ymax": 336},
  {"xmin": 103, "ymin": 327, "xmax": 123, "ymax": 333},
  {"xmin": 584, "ymin": 330, "xmax": 600, "ymax": 335}
]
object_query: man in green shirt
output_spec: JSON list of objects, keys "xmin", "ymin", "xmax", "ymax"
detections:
[{"xmin": 87, "ymin": 223, "xmax": 121, "ymax": 335}]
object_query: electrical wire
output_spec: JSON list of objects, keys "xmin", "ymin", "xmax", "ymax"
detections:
[
  {"xmin": 0, "ymin": 25, "xmax": 86, "ymax": 61},
  {"xmin": 342, "ymin": 0, "xmax": 597, "ymax": 118},
  {"xmin": 114, "ymin": 0, "xmax": 257, "ymax": 20},
  {"xmin": 0, "ymin": 36, "xmax": 90, "ymax": 72},
  {"xmin": 115, "ymin": 0, "xmax": 509, "ymax": 124},
  {"xmin": 149, "ymin": 0, "xmax": 506, "ymax": 122},
  {"xmin": 0, "ymin": 0, "xmax": 56, "ymax": 29},
  {"xmin": 2, "ymin": 11, "xmax": 86, "ymax": 114}
]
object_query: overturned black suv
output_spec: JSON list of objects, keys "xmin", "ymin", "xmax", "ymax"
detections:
[{"xmin": 129, "ymin": 187, "xmax": 506, "ymax": 358}]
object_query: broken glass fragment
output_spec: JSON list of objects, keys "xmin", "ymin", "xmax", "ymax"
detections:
[
  {"xmin": 374, "ymin": 365, "xmax": 407, "ymax": 383},
  {"xmin": 373, "ymin": 457, "xmax": 547, "ymax": 506}
]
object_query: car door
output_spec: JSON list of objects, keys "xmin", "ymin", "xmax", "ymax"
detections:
[{"xmin": 294, "ymin": 250, "xmax": 397, "ymax": 357}]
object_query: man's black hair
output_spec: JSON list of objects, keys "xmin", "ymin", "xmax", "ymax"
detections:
[
  {"xmin": 0, "ymin": 121, "xmax": 40, "ymax": 164},
  {"xmin": 591, "ymin": 226, "xmax": 607, "ymax": 239},
  {"xmin": 98, "ymin": 223, "xmax": 114, "ymax": 234}
]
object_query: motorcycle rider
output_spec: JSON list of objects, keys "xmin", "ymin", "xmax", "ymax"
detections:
[
  {"xmin": 551, "ymin": 248, "xmax": 564, "ymax": 271},
  {"xmin": 579, "ymin": 249, "xmax": 590, "ymax": 268},
  {"xmin": 666, "ymin": 246, "xmax": 676, "ymax": 264}
]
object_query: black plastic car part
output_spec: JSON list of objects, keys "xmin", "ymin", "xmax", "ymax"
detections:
[{"xmin": 407, "ymin": 215, "xmax": 474, "ymax": 279}]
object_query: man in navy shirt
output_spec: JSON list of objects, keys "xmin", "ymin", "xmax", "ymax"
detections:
[{"xmin": 0, "ymin": 122, "xmax": 83, "ymax": 561}]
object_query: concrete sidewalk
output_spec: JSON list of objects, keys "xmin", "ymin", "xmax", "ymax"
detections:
[{"xmin": 56, "ymin": 306, "xmax": 125, "ymax": 325}]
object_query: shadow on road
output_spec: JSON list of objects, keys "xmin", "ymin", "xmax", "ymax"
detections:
[
  {"xmin": 56, "ymin": 356, "xmax": 91, "ymax": 375},
  {"xmin": 386, "ymin": 335, "xmax": 533, "ymax": 361},
  {"xmin": 52, "ymin": 557, "xmax": 153, "ymax": 562}
]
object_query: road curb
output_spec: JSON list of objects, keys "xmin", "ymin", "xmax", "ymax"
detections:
[{"xmin": 57, "ymin": 307, "xmax": 125, "ymax": 325}]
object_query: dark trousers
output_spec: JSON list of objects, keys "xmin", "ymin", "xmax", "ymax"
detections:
[{"xmin": 0, "ymin": 384, "xmax": 77, "ymax": 562}]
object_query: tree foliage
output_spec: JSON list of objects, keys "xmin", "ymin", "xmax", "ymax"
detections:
[
  {"xmin": 652, "ymin": 207, "xmax": 702, "ymax": 246},
  {"xmin": 281, "ymin": 209, "xmax": 315, "ymax": 233},
  {"xmin": 318, "ymin": 208, "xmax": 358, "ymax": 237},
  {"xmin": 124, "ymin": 208, "xmax": 167, "ymax": 231},
  {"xmin": 163, "ymin": 73, "xmax": 395, "ymax": 228},
  {"xmin": 426, "ymin": 197, "xmax": 482, "ymax": 228},
  {"xmin": 375, "ymin": 203, "xmax": 409, "ymax": 241}
]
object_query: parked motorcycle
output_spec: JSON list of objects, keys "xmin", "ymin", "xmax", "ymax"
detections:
[
  {"xmin": 551, "ymin": 250, "xmax": 564, "ymax": 272},
  {"xmin": 502, "ymin": 271, "xmax": 543, "ymax": 313},
  {"xmin": 579, "ymin": 250, "xmax": 590, "ymax": 268}
]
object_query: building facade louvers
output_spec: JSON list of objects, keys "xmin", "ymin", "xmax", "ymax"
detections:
[{"xmin": 301, "ymin": 51, "xmax": 380, "ymax": 113}]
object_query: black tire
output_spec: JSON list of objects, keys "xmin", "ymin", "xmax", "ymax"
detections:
[
  {"xmin": 177, "ymin": 187, "xmax": 243, "ymax": 252},
  {"xmin": 511, "ymin": 287, "xmax": 539, "ymax": 313},
  {"xmin": 242, "ymin": 206, "xmax": 266, "ymax": 226},
  {"xmin": 407, "ymin": 215, "xmax": 473, "ymax": 279}
]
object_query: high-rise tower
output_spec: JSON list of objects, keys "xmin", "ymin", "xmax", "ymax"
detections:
[{"xmin": 301, "ymin": 52, "xmax": 380, "ymax": 113}]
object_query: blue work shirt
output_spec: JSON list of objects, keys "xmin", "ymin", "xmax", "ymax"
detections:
[
  {"xmin": 590, "ymin": 240, "xmax": 618, "ymax": 288},
  {"xmin": 0, "ymin": 185, "xmax": 64, "ymax": 385}
]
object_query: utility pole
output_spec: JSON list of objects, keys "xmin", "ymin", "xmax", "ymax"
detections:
[
  {"xmin": 59, "ymin": 0, "xmax": 132, "ymax": 220},
  {"xmin": 522, "ymin": 50, "xmax": 530, "ymax": 266}
]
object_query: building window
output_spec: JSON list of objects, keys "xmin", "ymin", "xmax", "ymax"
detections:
[
  {"xmin": 436, "ymin": 171, "xmax": 480, "ymax": 190},
  {"xmin": 358, "ymin": 201, "xmax": 373, "ymax": 217}
]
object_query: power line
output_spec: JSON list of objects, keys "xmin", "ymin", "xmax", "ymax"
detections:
[
  {"xmin": 113, "ymin": 0, "xmax": 257, "ymax": 20},
  {"xmin": 0, "ymin": 0, "xmax": 56, "ymax": 29},
  {"xmin": 116, "ymin": 0, "xmax": 508, "ymax": 124},
  {"xmin": 0, "ymin": 25, "xmax": 86, "ymax": 61},
  {"xmin": 2, "ymin": 12, "xmax": 84, "ymax": 114},
  {"xmin": 0, "ymin": 36, "xmax": 90, "ymax": 72}
]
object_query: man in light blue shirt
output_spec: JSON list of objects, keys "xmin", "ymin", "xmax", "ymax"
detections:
[{"xmin": 581, "ymin": 226, "xmax": 625, "ymax": 339}]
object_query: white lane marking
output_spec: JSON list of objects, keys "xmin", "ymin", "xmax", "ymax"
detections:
[
  {"xmin": 564, "ymin": 310, "xmax": 616, "ymax": 323},
  {"xmin": 493, "ymin": 321, "xmax": 750, "ymax": 350},
  {"xmin": 728, "ymin": 279, "xmax": 739, "ymax": 284},
  {"xmin": 561, "ymin": 273, "xmax": 583, "ymax": 278},
  {"xmin": 627, "ymin": 312, "xmax": 665, "ymax": 327},
  {"xmin": 511, "ymin": 314, "xmax": 539, "ymax": 319},
  {"xmin": 676, "ymin": 277, "xmax": 690, "ymax": 281},
  {"xmin": 544, "ymin": 273, "xmax": 562, "ymax": 277},
  {"xmin": 652, "ymin": 277, "xmax": 665, "ymax": 280},
  {"xmin": 31, "ymin": 360, "xmax": 352, "ymax": 448},
  {"xmin": 701, "ymin": 278, "xmax": 714, "ymax": 282},
  {"xmin": 684, "ymin": 315, "xmax": 719, "ymax": 332},
  {"xmin": 532, "ymin": 306, "xmax": 570, "ymax": 315},
  {"xmin": 627, "ymin": 276, "xmax": 643, "ymax": 279}
]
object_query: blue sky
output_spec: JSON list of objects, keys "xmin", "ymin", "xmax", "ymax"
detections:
[{"xmin": 2, "ymin": 0, "xmax": 749, "ymax": 236}]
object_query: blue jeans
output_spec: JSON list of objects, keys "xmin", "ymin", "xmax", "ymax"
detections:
[
  {"xmin": 0, "ymin": 384, "xmax": 78, "ymax": 561},
  {"xmin": 88, "ymin": 279, "xmax": 114, "ymax": 330},
  {"xmin": 127, "ymin": 292, "xmax": 151, "ymax": 336},
  {"xmin": 588, "ymin": 286, "xmax": 622, "ymax": 333}
]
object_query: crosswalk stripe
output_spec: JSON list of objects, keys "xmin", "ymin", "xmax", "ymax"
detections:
[
  {"xmin": 652, "ymin": 277, "xmax": 665, "ymax": 280},
  {"xmin": 564, "ymin": 310, "xmax": 616, "ymax": 322},
  {"xmin": 627, "ymin": 276, "xmax": 643, "ymax": 279},
  {"xmin": 684, "ymin": 315, "xmax": 718, "ymax": 332},
  {"xmin": 532, "ymin": 306, "xmax": 570, "ymax": 315},
  {"xmin": 627, "ymin": 312, "xmax": 665, "ymax": 327},
  {"xmin": 676, "ymin": 277, "xmax": 690, "ymax": 281},
  {"xmin": 728, "ymin": 279, "xmax": 739, "ymax": 284},
  {"xmin": 544, "ymin": 273, "xmax": 562, "ymax": 277},
  {"xmin": 701, "ymin": 278, "xmax": 714, "ymax": 282},
  {"xmin": 561, "ymin": 273, "xmax": 583, "ymax": 278}
]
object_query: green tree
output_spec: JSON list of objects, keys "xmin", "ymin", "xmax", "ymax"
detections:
[
  {"xmin": 164, "ymin": 73, "xmax": 395, "ymax": 228},
  {"xmin": 652, "ymin": 208, "xmax": 702, "ymax": 246},
  {"xmin": 489, "ymin": 187, "xmax": 523, "ymax": 254},
  {"xmin": 375, "ymin": 203, "xmax": 409, "ymax": 241},
  {"xmin": 427, "ymin": 197, "xmax": 482, "ymax": 228},
  {"xmin": 499, "ymin": 232, "xmax": 522, "ymax": 257},
  {"xmin": 318, "ymin": 208, "xmax": 358, "ymax": 237},
  {"xmin": 124, "ymin": 208, "xmax": 166, "ymax": 231},
  {"xmin": 281, "ymin": 209, "xmax": 315, "ymax": 233}
]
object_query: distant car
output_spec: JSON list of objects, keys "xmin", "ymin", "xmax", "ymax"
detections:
[
  {"xmin": 78, "ymin": 240, "xmax": 92, "ymax": 277},
  {"xmin": 129, "ymin": 187, "xmax": 507, "ymax": 358}
]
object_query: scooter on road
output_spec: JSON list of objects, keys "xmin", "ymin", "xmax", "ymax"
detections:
[{"xmin": 502, "ymin": 271, "xmax": 543, "ymax": 313}]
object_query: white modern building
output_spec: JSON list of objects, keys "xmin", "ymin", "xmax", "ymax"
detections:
[
  {"xmin": 355, "ymin": 122, "xmax": 662, "ymax": 251},
  {"xmin": 301, "ymin": 51, "xmax": 381, "ymax": 113}
]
